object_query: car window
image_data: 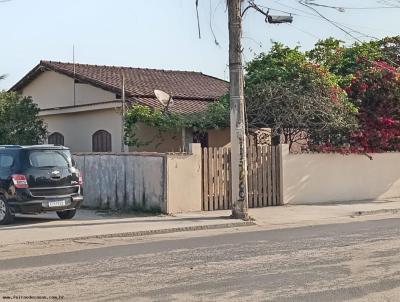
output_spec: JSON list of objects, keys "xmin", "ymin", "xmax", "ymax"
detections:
[
  {"xmin": 0, "ymin": 154, "xmax": 14, "ymax": 168},
  {"xmin": 29, "ymin": 150, "xmax": 71, "ymax": 168}
]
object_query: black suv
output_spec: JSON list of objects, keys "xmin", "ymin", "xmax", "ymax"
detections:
[{"xmin": 0, "ymin": 145, "xmax": 83, "ymax": 224}]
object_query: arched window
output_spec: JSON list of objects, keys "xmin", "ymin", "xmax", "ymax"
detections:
[
  {"xmin": 48, "ymin": 132, "xmax": 64, "ymax": 146},
  {"xmin": 92, "ymin": 130, "xmax": 112, "ymax": 152}
]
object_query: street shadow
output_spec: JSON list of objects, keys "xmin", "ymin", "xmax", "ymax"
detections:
[
  {"xmin": 0, "ymin": 215, "xmax": 58, "ymax": 229},
  {"xmin": 0, "ymin": 215, "xmax": 231, "ymax": 231}
]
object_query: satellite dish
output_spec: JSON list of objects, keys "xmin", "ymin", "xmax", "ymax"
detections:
[{"xmin": 154, "ymin": 90, "xmax": 174, "ymax": 110}]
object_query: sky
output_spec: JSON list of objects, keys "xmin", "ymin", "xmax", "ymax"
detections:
[{"xmin": 1, "ymin": 0, "xmax": 399, "ymax": 90}]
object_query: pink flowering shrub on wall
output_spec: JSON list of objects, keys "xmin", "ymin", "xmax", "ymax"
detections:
[{"xmin": 346, "ymin": 60, "xmax": 400, "ymax": 152}]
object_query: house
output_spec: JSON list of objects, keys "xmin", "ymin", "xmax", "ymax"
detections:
[{"xmin": 10, "ymin": 61, "xmax": 230, "ymax": 152}]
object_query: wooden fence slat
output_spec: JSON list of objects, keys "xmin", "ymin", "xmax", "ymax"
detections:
[
  {"xmin": 214, "ymin": 148, "xmax": 219, "ymax": 210},
  {"xmin": 257, "ymin": 145, "xmax": 263, "ymax": 208},
  {"xmin": 202, "ymin": 148, "xmax": 209, "ymax": 211},
  {"xmin": 248, "ymin": 138, "xmax": 254, "ymax": 208},
  {"xmin": 245, "ymin": 138, "xmax": 250, "ymax": 208},
  {"xmin": 220, "ymin": 149, "xmax": 224, "ymax": 210},
  {"xmin": 279, "ymin": 145, "xmax": 284, "ymax": 206},
  {"xmin": 252, "ymin": 142, "xmax": 258, "ymax": 208},
  {"xmin": 215, "ymin": 148, "xmax": 220, "ymax": 210},
  {"xmin": 267, "ymin": 145, "xmax": 272, "ymax": 206},
  {"xmin": 271, "ymin": 145, "xmax": 277, "ymax": 206},
  {"xmin": 201, "ymin": 143, "xmax": 282, "ymax": 211},
  {"xmin": 276, "ymin": 145, "xmax": 282, "ymax": 206},
  {"xmin": 221, "ymin": 148, "xmax": 225, "ymax": 209},
  {"xmin": 227, "ymin": 149, "xmax": 232, "ymax": 209},
  {"xmin": 218, "ymin": 149, "xmax": 224, "ymax": 210},
  {"xmin": 212, "ymin": 148, "xmax": 218, "ymax": 210},
  {"xmin": 274, "ymin": 145, "xmax": 278, "ymax": 206},
  {"xmin": 208, "ymin": 148, "xmax": 214, "ymax": 210},
  {"xmin": 223, "ymin": 150, "xmax": 227, "ymax": 210},
  {"xmin": 262, "ymin": 145, "xmax": 268, "ymax": 207},
  {"xmin": 220, "ymin": 148, "xmax": 224, "ymax": 209}
]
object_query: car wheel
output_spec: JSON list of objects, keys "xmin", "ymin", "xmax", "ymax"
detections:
[
  {"xmin": 0, "ymin": 197, "xmax": 14, "ymax": 225},
  {"xmin": 56, "ymin": 209, "xmax": 77, "ymax": 220}
]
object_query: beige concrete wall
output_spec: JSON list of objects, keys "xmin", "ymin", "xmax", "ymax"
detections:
[
  {"xmin": 75, "ymin": 82, "xmax": 116, "ymax": 105},
  {"xmin": 23, "ymin": 71, "xmax": 74, "ymax": 109},
  {"xmin": 282, "ymin": 144, "xmax": 400, "ymax": 204},
  {"xmin": 43, "ymin": 108, "xmax": 123, "ymax": 152},
  {"xmin": 166, "ymin": 144, "xmax": 202, "ymax": 213},
  {"xmin": 73, "ymin": 144, "xmax": 202, "ymax": 213},
  {"xmin": 22, "ymin": 70, "xmax": 115, "ymax": 109},
  {"xmin": 208, "ymin": 128, "xmax": 230, "ymax": 148}
]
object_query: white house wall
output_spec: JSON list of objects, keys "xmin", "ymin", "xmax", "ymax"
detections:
[
  {"xmin": 43, "ymin": 109, "xmax": 123, "ymax": 152},
  {"xmin": 22, "ymin": 70, "xmax": 115, "ymax": 109}
]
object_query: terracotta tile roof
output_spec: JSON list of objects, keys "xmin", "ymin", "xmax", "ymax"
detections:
[
  {"xmin": 136, "ymin": 97, "xmax": 210, "ymax": 113},
  {"xmin": 11, "ymin": 61, "xmax": 228, "ymax": 113}
]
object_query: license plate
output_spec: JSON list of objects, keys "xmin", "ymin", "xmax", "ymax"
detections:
[{"xmin": 48, "ymin": 200, "xmax": 66, "ymax": 207}]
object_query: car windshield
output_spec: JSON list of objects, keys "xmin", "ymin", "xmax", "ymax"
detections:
[{"xmin": 29, "ymin": 150, "xmax": 72, "ymax": 168}]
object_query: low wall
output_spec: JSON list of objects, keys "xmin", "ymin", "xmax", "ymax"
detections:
[
  {"xmin": 73, "ymin": 143, "xmax": 202, "ymax": 213},
  {"xmin": 74, "ymin": 153, "xmax": 166, "ymax": 211},
  {"xmin": 166, "ymin": 144, "xmax": 202, "ymax": 213},
  {"xmin": 282, "ymin": 144, "xmax": 400, "ymax": 204}
]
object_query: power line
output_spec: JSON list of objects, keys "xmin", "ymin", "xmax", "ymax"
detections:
[
  {"xmin": 209, "ymin": 0, "xmax": 220, "ymax": 46},
  {"xmin": 195, "ymin": 0, "xmax": 201, "ymax": 39},
  {"xmin": 296, "ymin": 0, "xmax": 400, "ymax": 68},
  {"xmin": 301, "ymin": 0, "xmax": 400, "ymax": 10},
  {"xmin": 255, "ymin": 0, "xmax": 390, "ymax": 40}
]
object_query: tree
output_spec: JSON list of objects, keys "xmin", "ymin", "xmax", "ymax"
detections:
[
  {"xmin": 246, "ymin": 80, "xmax": 356, "ymax": 151},
  {"xmin": 307, "ymin": 36, "xmax": 400, "ymax": 86},
  {"xmin": 346, "ymin": 60, "xmax": 400, "ymax": 152},
  {"xmin": 307, "ymin": 36, "xmax": 400, "ymax": 152},
  {"xmin": 246, "ymin": 43, "xmax": 310, "ymax": 88},
  {"xmin": 245, "ymin": 42, "xmax": 357, "ymax": 150},
  {"xmin": 378, "ymin": 36, "xmax": 400, "ymax": 65},
  {"xmin": 0, "ymin": 92, "xmax": 47, "ymax": 145}
]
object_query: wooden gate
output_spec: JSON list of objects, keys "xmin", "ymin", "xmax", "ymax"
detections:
[{"xmin": 202, "ymin": 142, "xmax": 282, "ymax": 211}]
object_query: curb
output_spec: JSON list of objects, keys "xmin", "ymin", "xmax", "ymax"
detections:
[
  {"xmin": 13, "ymin": 221, "xmax": 256, "ymax": 246},
  {"xmin": 351, "ymin": 208, "xmax": 400, "ymax": 217}
]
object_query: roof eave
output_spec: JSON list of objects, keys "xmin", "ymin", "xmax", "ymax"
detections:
[
  {"xmin": 8, "ymin": 63, "xmax": 45, "ymax": 92},
  {"xmin": 9, "ymin": 61, "xmax": 228, "ymax": 105}
]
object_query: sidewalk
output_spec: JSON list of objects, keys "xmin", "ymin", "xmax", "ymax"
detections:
[
  {"xmin": 0, "ymin": 210, "xmax": 253, "ymax": 246},
  {"xmin": 1, "ymin": 198, "xmax": 399, "ymax": 246},
  {"xmin": 248, "ymin": 197, "xmax": 400, "ymax": 229}
]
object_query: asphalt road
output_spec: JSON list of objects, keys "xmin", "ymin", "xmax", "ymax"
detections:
[{"xmin": 1, "ymin": 218, "xmax": 400, "ymax": 302}]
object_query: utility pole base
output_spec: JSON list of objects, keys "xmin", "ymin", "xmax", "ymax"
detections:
[{"xmin": 231, "ymin": 208, "xmax": 250, "ymax": 221}]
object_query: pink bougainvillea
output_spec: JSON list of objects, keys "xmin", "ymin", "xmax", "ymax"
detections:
[
  {"xmin": 347, "ymin": 60, "xmax": 400, "ymax": 153},
  {"xmin": 312, "ymin": 59, "xmax": 400, "ymax": 154}
]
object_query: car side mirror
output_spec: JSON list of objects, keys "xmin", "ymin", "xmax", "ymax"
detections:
[{"xmin": 71, "ymin": 158, "xmax": 76, "ymax": 167}]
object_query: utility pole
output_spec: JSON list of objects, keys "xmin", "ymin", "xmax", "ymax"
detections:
[{"xmin": 228, "ymin": 0, "xmax": 249, "ymax": 220}]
